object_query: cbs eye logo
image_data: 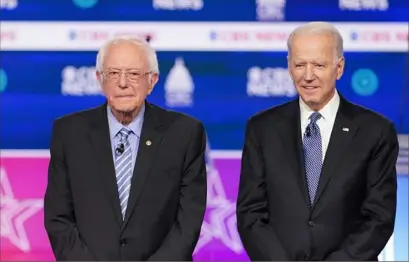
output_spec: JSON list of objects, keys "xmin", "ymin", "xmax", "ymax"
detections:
[
  {"xmin": 0, "ymin": 69, "xmax": 8, "ymax": 93},
  {"xmin": 72, "ymin": 0, "xmax": 98, "ymax": 9},
  {"xmin": 351, "ymin": 69, "xmax": 379, "ymax": 96}
]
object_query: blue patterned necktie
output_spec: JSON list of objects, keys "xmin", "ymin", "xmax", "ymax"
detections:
[
  {"xmin": 303, "ymin": 112, "xmax": 322, "ymax": 206},
  {"xmin": 115, "ymin": 127, "xmax": 133, "ymax": 219}
]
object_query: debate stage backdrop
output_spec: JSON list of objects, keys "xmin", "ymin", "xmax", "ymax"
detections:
[{"xmin": 0, "ymin": 0, "xmax": 408, "ymax": 261}]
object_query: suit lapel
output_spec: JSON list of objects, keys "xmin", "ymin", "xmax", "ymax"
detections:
[
  {"xmin": 312, "ymin": 97, "xmax": 359, "ymax": 209},
  {"xmin": 277, "ymin": 100, "xmax": 311, "ymax": 207},
  {"xmin": 88, "ymin": 104, "xmax": 123, "ymax": 226},
  {"xmin": 122, "ymin": 103, "xmax": 164, "ymax": 230}
]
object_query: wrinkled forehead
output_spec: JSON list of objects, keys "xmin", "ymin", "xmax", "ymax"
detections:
[{"xmin": 103, "ymin": 41, "xmax": 149, "ymax": 69}]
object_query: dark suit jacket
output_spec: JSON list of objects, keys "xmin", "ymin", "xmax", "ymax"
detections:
[
  {"xmin": 237, "ymin": 95, "xmax": 399, "ymax": 261},
  {"xmin": 44, "ymin": 101, "xmax": 207, "ymax": 261}
]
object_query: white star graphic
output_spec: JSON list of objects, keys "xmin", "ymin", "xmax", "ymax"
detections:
[
  {"xmin": 194, "ymin": 142, "xmax": 243, "ymax": 254},
  {"xmin": 0, "ymin": 166, "xmax": 43, "ymax": 252}
]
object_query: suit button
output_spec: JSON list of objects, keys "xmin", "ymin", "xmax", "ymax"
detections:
[
  {"xmin": 120, "ymin": 239, "xmax": 127, "ymax": 246},
  {"xmin": 308, "ymin": 221, "xmax": 315, "ymax": 227}
]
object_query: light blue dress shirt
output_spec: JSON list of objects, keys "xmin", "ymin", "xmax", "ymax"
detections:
[{"xmin": 107, "ymin": 104, "xmax": 145, "ymax": 171}]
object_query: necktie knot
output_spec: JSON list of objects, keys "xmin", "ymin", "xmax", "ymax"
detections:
[
  {"xmin": 119, "ymin": 127, "xmax": 132, "ymax": 142},
  {"xmin": 309, "ymin": 112, "xmax": 322, "ymax": 125}
]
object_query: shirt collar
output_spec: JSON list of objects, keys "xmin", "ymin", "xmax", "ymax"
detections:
[
  {"xmin": 299, "ymin": 90, "xmax": 340, "ymax": 122},
  {"xmin": 107, "ymin": 103, "xmax": 145, "ymax": 139}
]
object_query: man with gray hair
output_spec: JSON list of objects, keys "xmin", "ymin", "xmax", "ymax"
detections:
[
  {"xmin": 237, "ymin": 22, "xmax": 398, "ymax": 261},
  {"xmin": 44, "ymin": 36, "xmax": 207, "ymax": 261}
]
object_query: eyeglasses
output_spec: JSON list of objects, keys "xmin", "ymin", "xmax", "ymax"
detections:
[{"xmin": 101, "ymin": 69, "xmax": 152, "ymax": 82}]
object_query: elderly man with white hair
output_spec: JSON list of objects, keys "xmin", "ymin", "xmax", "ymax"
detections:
[
  {"xmin": 44, "ymin": 36, "xmax": 207, "ymax": 261},
  {"xmin": 237, "ymin": 21, "xmax": 398, "ymax": 261}
]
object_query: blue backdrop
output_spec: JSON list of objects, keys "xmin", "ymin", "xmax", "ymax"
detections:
[{"xmin": 1, "ymin": 51, "xmax": 408, "ymax": 149}]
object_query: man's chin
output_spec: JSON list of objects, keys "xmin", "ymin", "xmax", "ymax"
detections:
[
  {"xmin": 116, "ymin": 107, "xmax": 136, "ymax": 114},
  {"xmin": 111, "ymin": 104, "xmax": 137, "ymax": 114},
  {"xmin": 300, "ymin": 94, "xmax": 320, "ymax": 104}
]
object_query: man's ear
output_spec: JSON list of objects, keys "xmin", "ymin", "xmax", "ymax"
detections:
[{"xmin": 147, "ymin": 73, "xmax": 159, "ymax": 95}]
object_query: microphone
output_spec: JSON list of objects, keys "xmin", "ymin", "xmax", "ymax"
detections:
[
  {"xmin": 306, "ymin": 126, "xmax": 311, "ymax": 137},
  {"xmin": 115, "ymin": 143, "xmax": 125, "ymax": 156}
]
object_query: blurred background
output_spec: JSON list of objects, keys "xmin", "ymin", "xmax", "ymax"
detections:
[{"xmin": 0, "ymin": 0, "xmax": 408, "ymax": 261}]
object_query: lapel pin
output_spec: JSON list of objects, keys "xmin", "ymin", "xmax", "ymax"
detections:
[
  {"xmin": 146, "ymin": 140, "xmax": 152, "ymax": 146},
  {"xmin": 342, "ymin": 127, "xmax": 349, "ymax": 132}
]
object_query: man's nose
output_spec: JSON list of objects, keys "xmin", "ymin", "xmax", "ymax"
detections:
[
  {"xmin": 119, "ymin": 73, "xmax": 127, "ymax": 88},
  {"xmin": 303, "ymin": 65, "xmax": 315, "ymax": 81}
]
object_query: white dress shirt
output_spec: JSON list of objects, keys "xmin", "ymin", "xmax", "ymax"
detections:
[{"xmin": 300, "ymin": 91, "xmax": 340, "ymax": 161}]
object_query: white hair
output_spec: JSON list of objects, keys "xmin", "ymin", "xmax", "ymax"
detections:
[
  {"xmin": 96, "ymin": 35, "xmax": 159, "ymax": 74},
  {"xmin": 287, "ymin": 22, "xmax": 344, "ymax": 58}
]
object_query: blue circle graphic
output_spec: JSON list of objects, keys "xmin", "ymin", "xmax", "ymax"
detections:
[
  {"xmin": 0, "ymin": 69, "xmax": 8, "ymax": 93},
  {"xmin": 350, "ymin": 32, "xmax": 358, "ymax": 41},
  {"xmin": 72, "ymin": 0, "xmax": 98, "ymax": 9},
  {"xmin": 351, "ymin": 69, "xmax": 379, "ymax": 96}
]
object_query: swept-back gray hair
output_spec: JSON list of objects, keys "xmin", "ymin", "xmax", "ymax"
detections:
[
  {"xmin": 96, "ymin": 35, "xmax": 159, "ymax": 74},
  {"xmin": 287, "ymin": 22, "xmax": 344, "ymax": 58}
]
